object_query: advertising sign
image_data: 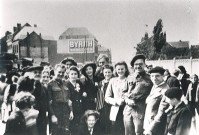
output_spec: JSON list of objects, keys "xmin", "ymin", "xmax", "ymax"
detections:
[{"xmin": 68, "ymin": 38, "xmax": 95, "ymax": 53}]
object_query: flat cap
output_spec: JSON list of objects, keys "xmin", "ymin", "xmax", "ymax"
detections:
[
  {"xmin": 130, "ymin": 54, "xmax": 146, "ymax": 67},
  {"xmin": 26, "ymin": 66, "xmax": 43, "ymax": 72},
  {"xmin": 148, "ymin": 66, "xmax": 165, "ymax": 75}
]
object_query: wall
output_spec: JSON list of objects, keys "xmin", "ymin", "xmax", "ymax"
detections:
[{"xmin": 146, "ymin": 58, "xmax": 199, "ymax": 75}]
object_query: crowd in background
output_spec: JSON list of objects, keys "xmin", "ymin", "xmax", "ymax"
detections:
[{"xmin": 0, "ymin": 53, "xmax": 199, "ymax": 135}]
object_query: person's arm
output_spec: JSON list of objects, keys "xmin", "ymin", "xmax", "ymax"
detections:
[
  {"xmin": 3, "ymin": 85, "xmax": 10, "ymax": 104},
  {"xmin": 105, "ymin": 79, "xmax": 117, "ymax": 106}
]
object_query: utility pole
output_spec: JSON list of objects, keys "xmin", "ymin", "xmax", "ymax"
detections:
[{"xmin": 84, "ymin": 35, "xmax": 87, "ymax": 62}]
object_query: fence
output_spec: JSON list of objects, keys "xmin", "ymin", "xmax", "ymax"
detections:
[{"xmin": 146, "ymin": 58, "xmax": 199, "ymax": 75}]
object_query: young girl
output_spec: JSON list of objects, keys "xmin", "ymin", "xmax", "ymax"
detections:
[
  {"xmin": 78, "ymin": 110, "xmax": 101, "ymax": 135},
  {"xmin": 105, "ymin": 61, "xmax": 129, "ymax": 135},
  {"xmin": 96, "ymin": 65, "xmax": 113, "ymax": 135},
  {"xmin": 64, "ymin": 66, "xmax": 83, "ymax": 135},
  {"xmin": 81, "ymin": 62, "xmax": 98, "ymax": 111}
]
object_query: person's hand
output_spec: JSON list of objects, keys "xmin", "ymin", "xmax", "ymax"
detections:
[
  {"xmin": 94, "ymin": 98, "xmax": 97, "ymax": 103},
  {"xmin": 125, "ymin": 99, "xmax": 135, "ymax": 106},
  {"xmin": 51, "ymin": 115, "xmax": 58, "ymax": 124},
  {"xmin": 116, "ymin": 99, "xmax": 124, "ymax": 106},
  {"xmin": 83, "ymin": 92, "xmax": 87, "ymax": 97},
  {"xmin": 144, "ymin": 130, "xmax": 152, "ymax": 135},
  {"xmin": 68, "ymin": 100, "xmax": 72, "ymax": 106},
  {"xmin": 69, "ymin": 111, "xmax": 74, "ymax": 120}
]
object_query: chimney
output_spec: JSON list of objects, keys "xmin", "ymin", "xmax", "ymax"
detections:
[
  {"xmin": 17, "ymin": 23, "xmax": 22, "ymax": 30},
  {"xmin": 34, "ymin": 24, "xmax": 37, "ymax": 27},
  {"xmin": 13, "ymin": 27, "xmax": 17, "ymax": 32}
]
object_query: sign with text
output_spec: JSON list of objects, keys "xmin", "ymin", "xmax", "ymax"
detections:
[{"xmin": 68, "ymin": 39, "xmax": 95, "ymax": 53}]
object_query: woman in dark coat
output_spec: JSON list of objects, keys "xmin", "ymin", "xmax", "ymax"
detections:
[
  {"xmin": 81, "ymin": 62, "xmax": 98, "ymax": 111},
  {"xmin": 65, "ymin": 66, "xmax": 84, "ymax": 135}
]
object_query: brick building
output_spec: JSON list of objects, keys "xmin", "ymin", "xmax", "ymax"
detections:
[{"xmin": 6, "ymin": 23, "xmax": 57, "ymax": 66}]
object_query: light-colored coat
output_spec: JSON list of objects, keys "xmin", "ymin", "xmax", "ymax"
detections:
[
  {"xmin": 105, "ymin": 77, "xmax": 128, "ymax": 121},
  {"xmin": 144, "ymin": 82, "xmax": 169, "ymax": 132}
]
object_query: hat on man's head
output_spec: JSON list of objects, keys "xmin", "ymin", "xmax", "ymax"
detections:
[
  {"xmin": 81, "ymin": 62, "xmax": 97, "ymax": 77},
  {"xmin": 148, "ymin": 66, "xmax": 165, "ymax": 75},
  {"xmin": 26, "ymin": 66, "xmax": 44, "ymax": 72},
  {"xmin": 61, "ymin": 57, "xmax": 77, "ymax": 66},
  {"xmin": 165, "ymin": 87, "xmax": 183, "ymax": 100},
  {"xmin": 130, "ymin": 54, "xmax": 146, "ymax": 67}
]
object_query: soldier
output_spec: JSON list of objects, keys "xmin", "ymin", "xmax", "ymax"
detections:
[
  {"xmin": 47, "ymin": 64, "xmax": 74, "ymax": 135},
  {"xmin": 123, "ymin": 54, "xmax": 153, "ymax": 135}
]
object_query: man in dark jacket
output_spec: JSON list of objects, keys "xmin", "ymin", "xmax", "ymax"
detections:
[{"xmin": 165, "ymin": 87, "xmax": 192, "ymax": 135}]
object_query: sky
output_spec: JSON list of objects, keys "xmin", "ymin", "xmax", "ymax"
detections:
[{"xmin": 0, "ymin": 0, "xmax": 199, "ymax": 63}]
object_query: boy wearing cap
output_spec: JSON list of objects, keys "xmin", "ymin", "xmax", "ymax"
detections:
[
  {"xmin": 143, "ymin": 66, "xmax": 169, "ymax": 135},
  {"xmin": 165, "ymin": 87, "xmax": 192, "ymax": 135},
  {"xmin": 123, "ymin": 54, "xmax": 153, "ymax": 135}
]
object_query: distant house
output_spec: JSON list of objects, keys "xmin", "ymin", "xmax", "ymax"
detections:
[
  {"xmin": 168, "ymin": 41, "xmax": 189, "ymax": 48},
  {"xmin": 6, "ymin": 23, "xmax": 57, "ymax": 66},
  {"xmin": 136, "ymin": 32, "xmax": 191, "ymax": 59}
]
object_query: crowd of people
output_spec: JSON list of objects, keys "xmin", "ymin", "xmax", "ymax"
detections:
[{"xmin": 0, "ymin": 53, "xmax": 199, "ymax": 135}]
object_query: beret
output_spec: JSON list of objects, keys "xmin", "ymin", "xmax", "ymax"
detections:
[
  {"xmin": 165, "ymin": 87, "xmax": 183, "ymax": 100},
  {"xmin": 26, "ymin": 66, "xmax": 43, "ymax": 72},
  {"xmin": 148, "ymin": 66, "xmax": 165, "ymax": 75},
  {"xmin": 61, "ymin": 57, "xmax": 77, "ymax": 66},
  {"xmin": 81, "ymin": 62, "xmax": 97, "ymax": 77},
  {"xmin": 130, "ymin": 54, "xmax": 146, "ymax": 67}
]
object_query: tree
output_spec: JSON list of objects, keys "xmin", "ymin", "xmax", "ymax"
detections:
[{"xmin": 153, "ymin": 19, "xmax": 166, "ymax": 53}]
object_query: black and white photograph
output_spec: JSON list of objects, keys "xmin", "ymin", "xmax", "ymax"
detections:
[{"xmin": 0, "ymin": 0, "xmax": 199, "ymax": 135}]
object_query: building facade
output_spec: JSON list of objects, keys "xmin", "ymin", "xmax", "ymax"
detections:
[
  {"xmin": 57, "ymin": 27, "xmax": 99, "ymax": 63},
  {"xmin": 6, "ymin": 23, "xmax": 57, "ymax": 66}
]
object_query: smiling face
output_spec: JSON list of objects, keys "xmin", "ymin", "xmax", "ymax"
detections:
[
  {"xmin": 103, "ymin": 68, "xmax": 113, "ymax": 80},
  {"xmin": 150, "ymin": 72, "xmax": 164, "ymax": 86},
  {"xmin": 133, "ymin": 59, "xmax": 145, "ymax": 73},
  {"xmin": 86, "ymin": 115, "xmax": 97, "ymax": 129},
  {"xmin": 85, "ymin": 66, "xmax": 94, "ymax": 78},
  {"xmin": 116, "ymin": 65, "xmax": 126, "ymax": 77},
  {"xmin": 55, "ymin": 67, "xmax": 66, "ymax": 80},
  {"xmin": 68, "ymin": 70, "xmax": 79, "ymax": 81},
  {"xmin": 41, "ymin": 72, "xmax": 50, "ymax": 84}
]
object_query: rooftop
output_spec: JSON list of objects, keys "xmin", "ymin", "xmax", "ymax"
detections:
[
  {"xmin": 59, "ymin": 27, "xmax": 96, "ymax": 39},
  {"xmin": 14, "ymin": 26, "xmax": 54, "ymax": 41},
  {"xmin": 168, "ymin": 41, "xmax": 189, "ymax": 48}
]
